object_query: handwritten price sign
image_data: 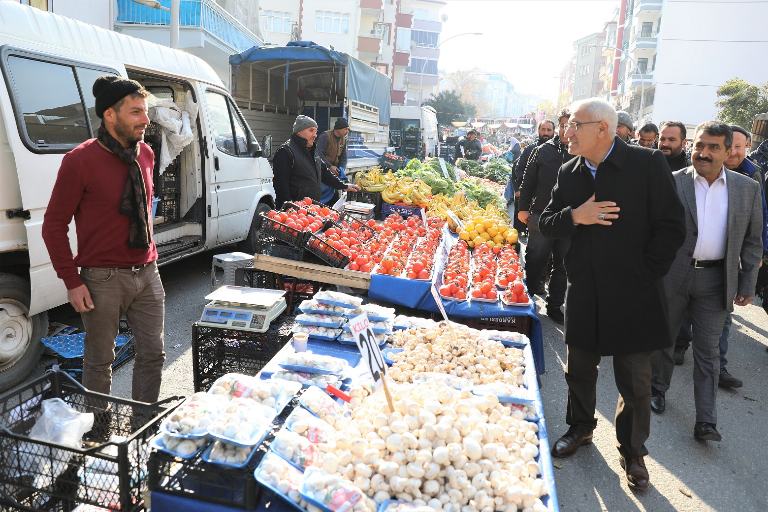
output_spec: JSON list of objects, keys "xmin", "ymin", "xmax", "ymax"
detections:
[{"xmin": 349, "ymin": 313, "xmax": 394, "ymax": 411}]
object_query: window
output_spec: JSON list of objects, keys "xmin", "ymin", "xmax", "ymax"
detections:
[
  {"xmin": 262, "ymin": 10, "xmax": 293, "ymax": 34},
  {"xmin": 411, "ymin": 30, "xmax": 438, "ymax": 48},
  {"xmin": 22, "ymin": 0, "xmax": 49, "ymax": 10},
  {"xmin": 640, "ymin": 22, "xmax": 653, "ymax": 38},
  {"xmin": 315, "ymin": 11, "xmax": 350, "ymax": 34},
  {"xmin": 407, "ymin": 58, "xmax": 438, "ymax": 75},
  {"xmin": 637, "ymin": 58, "xmax": 648, "ymax": 74},
  {"xmin": 206, "ymin": 91, "xmax": 254, "ymax": 157},
  {"xmin": 4, "ymin": 55, "xmax": 118, "ymax": 151}
]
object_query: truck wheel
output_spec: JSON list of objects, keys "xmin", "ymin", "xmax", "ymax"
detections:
[
  {"xmin": 239, "ymin": 202, "xmax": 273, "ymax": 254},
  {"xmin": 0, "ymin": 274, "xmax": 47, "ymax": 391}
]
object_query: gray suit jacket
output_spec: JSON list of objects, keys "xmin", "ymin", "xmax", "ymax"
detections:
[{"xmin": 664, "ymin": 167, "xmax": 763, "ymax": 311}]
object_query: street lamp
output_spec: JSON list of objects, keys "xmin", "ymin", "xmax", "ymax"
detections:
[{"xmin": 416, "ymin": 31, "xmax": 483, "ymax": 107}]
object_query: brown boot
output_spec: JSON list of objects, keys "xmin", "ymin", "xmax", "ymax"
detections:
[{"xmin": 619, "ymin": 454, "xmax": 649, "ymax": 491}]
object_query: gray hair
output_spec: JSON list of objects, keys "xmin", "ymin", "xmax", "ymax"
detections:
[{"xmin": 571, "ymin": 98, "xmax": 618, "ymax": 135}]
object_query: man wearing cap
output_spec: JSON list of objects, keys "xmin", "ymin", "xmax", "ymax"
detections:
[
  {"xmin": 616, "ymin": 111, "xmax": 635, "ymax": 143},
  {"xmin": 42, "ymin": 75, "xmax": 166, "ymax": 402},
  {"xmin": 316, "ymin": 118, "xmax": 351, "ymax": 205},
  {"xmin": 272, "ymin": 115, "xmax": 359, "ymax": 207}
]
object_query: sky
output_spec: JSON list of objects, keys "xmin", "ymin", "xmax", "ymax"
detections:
[{"xmin": 439, "ymin": 0, "xmax": 620, "ymax": 102}]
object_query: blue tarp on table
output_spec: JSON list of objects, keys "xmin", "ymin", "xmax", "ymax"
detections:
[{"xmin": 367, "ymin": 231, "xmax": 545, "ymax": 373}]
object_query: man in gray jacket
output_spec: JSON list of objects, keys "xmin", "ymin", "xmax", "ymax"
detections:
[{"xmin": 650, "ymin": 122, "xmax": 763, "ymax": 443}]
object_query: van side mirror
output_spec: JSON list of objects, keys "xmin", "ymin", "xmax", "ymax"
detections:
[
  {"xmin": 246, "ymin": 138, "xmax": 261, "ymax": 157},
  {"xmin": 261, "ymin": 135, "xmax": 272, "ymax": 158}
]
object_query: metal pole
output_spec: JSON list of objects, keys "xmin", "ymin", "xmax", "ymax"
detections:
[{"xmin": 170, "ymin": 0, "xmax": 180, "ymax": 49}]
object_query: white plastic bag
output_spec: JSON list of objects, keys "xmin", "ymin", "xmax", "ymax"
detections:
[{"xmin": 29, "ymin": 398, "xmax": 94, "ymax": 448}]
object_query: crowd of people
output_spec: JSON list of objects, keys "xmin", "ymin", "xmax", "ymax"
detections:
[{"xmin": 505, "ymin": 98, "xmax": 767, "ymax": 492}]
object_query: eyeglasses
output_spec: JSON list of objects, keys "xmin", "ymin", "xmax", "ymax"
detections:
[{"xmin": 566, "ymin": 120, "xmax": 602, "ymax": 131}]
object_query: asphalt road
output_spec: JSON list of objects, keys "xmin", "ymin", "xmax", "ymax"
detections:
[{"xmin": 51, "ymin": 249, "xmax": 767, "ymax": 512}]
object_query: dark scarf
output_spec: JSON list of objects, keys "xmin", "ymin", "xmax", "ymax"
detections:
[{"xmin": 97, "ymin": 125, "xmax": 151, "ymax": 249}]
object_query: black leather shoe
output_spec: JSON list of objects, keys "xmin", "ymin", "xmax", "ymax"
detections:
[
  {"xmin": 619, "ymin": 454, "xmax": 649, "ymax": 491},
  {"xmin": 694, "ymin": 422, "xmax": 722, "ymax": 442},
  {"xmin": 551, "ymin": 428, "xmax": 593, "ymax": 458},
  {"xmin": 718, "ymin": 369, "xmax": 743, "ymax": 389},
  {"xmin": 650, "ymin": 389, "xmax": 665, "ymax": 414},
  {"xmin": 673, "ymin": 347, "xmax": 686, "ymax": 365},
  {"xmin": 545, "ymin": 307, "xmax": 564, "ymax": 325}
]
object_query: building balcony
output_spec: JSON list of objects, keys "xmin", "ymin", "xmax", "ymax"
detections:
[
  {"xmin": 391, "ymin": 89, "xmax": 407, "ymax": 105},
  {"xmin": 630, "ymin": 72, "xmax": 654, "ymax": 88},
  {"xmin": 634, "ymin": 0, "xmax": 663, "ymax": 14},
  {"xmin": 115, "ymin": 0, "xmax": 261, "ymax": 54},
  {"xmin": 630, "ymin": 35, "xmax": 657, "ymax": 50},
  {"xmin": 393, "ymin": 51, "xmax": 410, "ymax": 66},
  {"xmin": 405, "ymin": 72, "xmax": 439, "ymax": 86},
  {"xmin": 360, "ymin": 0, "xmax": 383, "ymax": 10},
  {"xmin": 396, "ymin": 12, "xmax": 413, "ymax": 28},
  {"xmin": 358, "ymin": 36, "xmax": 382, "ymax": 54},
  {"xmin": 412, "ymin": 18, "xmax": 441, "ymax": 32}
]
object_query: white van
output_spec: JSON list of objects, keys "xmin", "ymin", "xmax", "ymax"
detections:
[
  {"xmin": 389, "ymin": 105, "xmax": 439, "ymax": 159},
  {"xmin": 0, "ymin": 3, "xmax": 276, "ymax": 390}
]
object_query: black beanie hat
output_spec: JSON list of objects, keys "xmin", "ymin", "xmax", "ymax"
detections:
[
  {"xmin": 334, "ymin": 118, "xmax": 349, "ymax": 130},
  {"xmin": 93, "ymin": 75, "xmax": 143, "ymax": 118}
]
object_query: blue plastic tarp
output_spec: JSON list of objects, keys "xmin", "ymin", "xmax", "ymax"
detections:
[{"xmin": 230, "ymin": 42, "xmax": 391, "ymax": 124}]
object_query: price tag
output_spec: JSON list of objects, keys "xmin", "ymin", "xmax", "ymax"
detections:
[
  {"xmin": 420, "ymin": 208, "xmax": 428, "ymax": 228},
  {"xmin": 438, "ymin": 158, "xmax": 452, "ymax": 181},
  {"xmin": 349, "ymin": 314, "xmax": 386, "ymax": 384},
  {"xmin": 430, "ymin": 284, "xmax": 450, "ymax": 322}
]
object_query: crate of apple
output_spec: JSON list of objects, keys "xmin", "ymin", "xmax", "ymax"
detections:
[
  {"xmin": 502, "ymin": 280, "xmax": 530, "ymax": 306},
  {"xmin": 438, "ymin": 241, "xmax": 470, "ymax": 301}
]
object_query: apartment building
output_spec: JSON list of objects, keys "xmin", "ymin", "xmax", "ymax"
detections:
[{"xmin": 572, "ymin": 32, "xmax": 604, "ymax": 101}]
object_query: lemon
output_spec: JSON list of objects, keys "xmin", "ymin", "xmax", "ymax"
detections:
[
  {"xmin": 475, "ymin": 223, "xmax": 486, "ymax": 233},
  {"xmin": 480, "ymin": 232, "xmax": 491, "ymax": 241},
  {"xmin": 459, "ymin": 230, "xmax": 470, "ymax": 241},
  {"xmin": 493, "ymin": 234, "xmax": 505, "ymax": 245},
  {"xmin": 473, "ymin": 236, "xmax": 484, "ymax": 247},
  {"xmin": 469, "ymin": 230, "xmax": 480, "ymax": 240},
  {"xmin": 487, "ymin": 226, "xmax": 499, "ymax": 237}
]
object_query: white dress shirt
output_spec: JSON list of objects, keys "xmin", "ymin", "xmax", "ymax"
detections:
[{"xmin": 692, "ymin": 167, "xmax": 728, "ymax": 260}]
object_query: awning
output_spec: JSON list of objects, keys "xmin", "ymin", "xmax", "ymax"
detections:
[
  {"xmin": 451, "ymin": 121, "xmax": 468, "ymax": 127},
  {"xmin": 504, "ymin": 122, "xmax": 518, "ymax": 128},
  {"xmin": 471, "ymin": 122, "xmax": 486, "ymax": 128},
  {"xmin": 230, "ymin": 41, "xmax": 391, "ymax": 123}
]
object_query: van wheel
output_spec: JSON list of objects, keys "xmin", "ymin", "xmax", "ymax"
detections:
[
  {"xmin": 239, "ymin": 202, "xmax": 273, "ymax": 254},
  {"xmin": 0, "ymin": 274, "xmax": 47, "ymax": 391}
]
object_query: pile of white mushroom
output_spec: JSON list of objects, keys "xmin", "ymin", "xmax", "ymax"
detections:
[
  {"xmin": 311, "ymin": 380, "xmax": 548, "ymax": 512},
  {"xmin": 388, "ymin": 323, "xmax": 527, "ymax": 388}
]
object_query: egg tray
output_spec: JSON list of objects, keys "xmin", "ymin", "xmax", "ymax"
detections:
[
  {"xmin": 147, "ymin": 389, "xmax": 305, "ymax": 510},
  {"xmin": 0, "ymin": 370, "xmax": 181, "ymax": 512}
]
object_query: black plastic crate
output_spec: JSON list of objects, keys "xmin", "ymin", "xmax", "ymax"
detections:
[
  {"xmin": 147, "ymin": 392, "xmax": 301, "ymax": 510},
  {"xmin": 158, "ymin": 169, "xmax": 179, "ymax": 194},
  {"xmin": 253, "ymin": 235, "xmax": 304, "ymax": 261},
  {"xmin": 237, "ymin": 270, "xmax": 318, "ymax": 314},
  {"xmin": 160, "ymin": 198, "xmax": 178, "ymax": 222},
  {"xmin": 258, "ymin": 213, "xmax": 308, "ymax": 249},
  {"xmin": 304, "ymin": 233, "xmax": 350, "ymax": 268},
  {"xmin": 346, "ymin": 190, "xmax": 382, "ymax": 219},
  {"xmin": 192, "ymin": 323, "xmax": 293, "ymax": 393},
  {"xmin": 0, "ymin": 371, "xmax": 180, "ymax": 512}
]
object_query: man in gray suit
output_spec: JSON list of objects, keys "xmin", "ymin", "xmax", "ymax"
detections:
[{"xmin": 650, "ymin": 122, "xmax": 763, "ymax": 442}]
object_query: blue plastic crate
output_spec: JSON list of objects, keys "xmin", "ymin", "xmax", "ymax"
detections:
[{"xmin": 42, "ymin": 332, "xmax": 135, "ymax": 381}]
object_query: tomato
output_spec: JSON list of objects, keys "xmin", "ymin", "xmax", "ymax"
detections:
[
  {"xmin": 486, "ymin": 290, "xmax": 498, "ymax": 300},
  {"xmin": 471, "ymin": 289, "xmax": 484, "ymax": 299},
  {"xmin": 418, "ymin": 269, "xmax": 430, "ymax": 279},
  {"xmin": 454, "ymin": 289, "xmax": 466, "ymax": 300},
  {"xmin": 512, "ymin": 282, "xmax": 525, "ymax": 295}
]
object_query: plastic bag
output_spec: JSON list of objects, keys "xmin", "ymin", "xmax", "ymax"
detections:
[
  {"xmin": 29, "ymin": 398, "xmax": 94, "ymax": 448},
  {"xmin": 285, "ymin": 407, "xmax": 337, "ymax": 446},
  {"xmin": 300, "ymin": 467, "xmax": 376, "ymax": 511}
]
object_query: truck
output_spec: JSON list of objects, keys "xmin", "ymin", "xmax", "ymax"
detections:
[
  {"xmin": 229, "ymin": 41, "xmax": 392, "ymax": 173},
  {"xmin": 0, "ymin": 2, "xmax": 276, "ymax": 390},
  {"xmin": 389, "ymin": 105, "xmax": 439, "ymax": 160}
]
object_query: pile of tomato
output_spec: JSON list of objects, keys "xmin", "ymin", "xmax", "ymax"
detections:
[
  {"xmin": 496, "ymin": 246, "xmax": 524, "ymax": 288},
  {"xmin": 470, "ymin": 244, "xmax": 499, "ymax": 301},
  {"xmin": 264, "ymin": 209, "xmax": 324, "ymax": 234},
  {"xmin": 502, "ymin": 281, "xmax": 529, "ymax": 305},
  {"xmin": 438, "ymin": 241, "xmax": 470, "ymax": 300},
  {"xmin": 404, "ymin": 225, "xmax": 442, "ymax": 280},
  {"xmin": 290, "ymin": 197, "xmax": 340, "ymax": 222}
]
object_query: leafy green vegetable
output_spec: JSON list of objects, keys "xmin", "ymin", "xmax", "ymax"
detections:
[
  {"xmin": 396, "ymin": 159, "xmax": 455, "ymax": 196},
  {"xmin": 457, "ymin": 178, "xmax": 505, "ymax": 209}
]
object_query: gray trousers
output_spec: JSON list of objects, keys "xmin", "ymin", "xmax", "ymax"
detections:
[
  {"xmin": 651, "ymin": 266, "xmax": 728, "ymax": 424},
  {"xmin": 81, "ymin": 261, "xmax": 166, "ymax": 403}
]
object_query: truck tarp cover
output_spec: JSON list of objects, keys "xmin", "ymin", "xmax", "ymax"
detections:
[{"xmin": 230, "ymin": 41, "xmax": 391, "ymax": 123}]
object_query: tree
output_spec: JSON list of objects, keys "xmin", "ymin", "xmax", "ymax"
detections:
[
  {"xmin": 441, "ymin": 69, "xmax": 488, "ymax": 116},
  {"xmin": 423, "ymin": 90, "xmax": 477, "ymax": 126},
  {"xmin": 716, "ymin": 78, "xmax": 768, "ymax": 131},
  {"xmin": 536, "ymin": 100, "xmax": 557, "ymax": 120}
]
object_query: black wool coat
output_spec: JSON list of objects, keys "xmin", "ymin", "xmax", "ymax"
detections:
[{"xmin": 539, "ymin": 137, "xmax": 686, "ymax": 355}]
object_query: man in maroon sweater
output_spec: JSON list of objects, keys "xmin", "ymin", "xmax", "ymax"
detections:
[{"xmin": 42, "ymin": 75, "xmax": 165, "ymax": 402}]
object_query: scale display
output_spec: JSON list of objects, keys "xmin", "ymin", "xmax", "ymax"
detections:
[{"xmin": 199, "ymin": 286, "xmax": 287, "ymax": 333}]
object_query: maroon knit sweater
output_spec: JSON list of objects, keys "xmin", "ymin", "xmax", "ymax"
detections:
[{"xmin": 42, "ymin": 139, "xmax": 158, "ymax": 290}]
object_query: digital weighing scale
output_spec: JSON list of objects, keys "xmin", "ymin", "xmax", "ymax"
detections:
[{"xmin": 199, "ymin": 286, "xmax": 287, "ymax": 333}]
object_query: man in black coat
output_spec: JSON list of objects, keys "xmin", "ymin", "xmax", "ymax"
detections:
[
  {"xmin": 272, "ymin": 115, "xmax": 358, "ymax": 207},
  {"xmin": 511, "ymin": 120, "xmax": 555, "ymax": 233},
  {"xmin": 539, "ymin": 98, "xmax": 685, "ymax": 492},
  {"xmin": 517, "ymin": 110, "xmax": 572, "ymax": 323}
]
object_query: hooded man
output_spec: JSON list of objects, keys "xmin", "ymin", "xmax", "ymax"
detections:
[{"xmin": 272, "ymin": 115, "xmax": 358, "ymax": 207}]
